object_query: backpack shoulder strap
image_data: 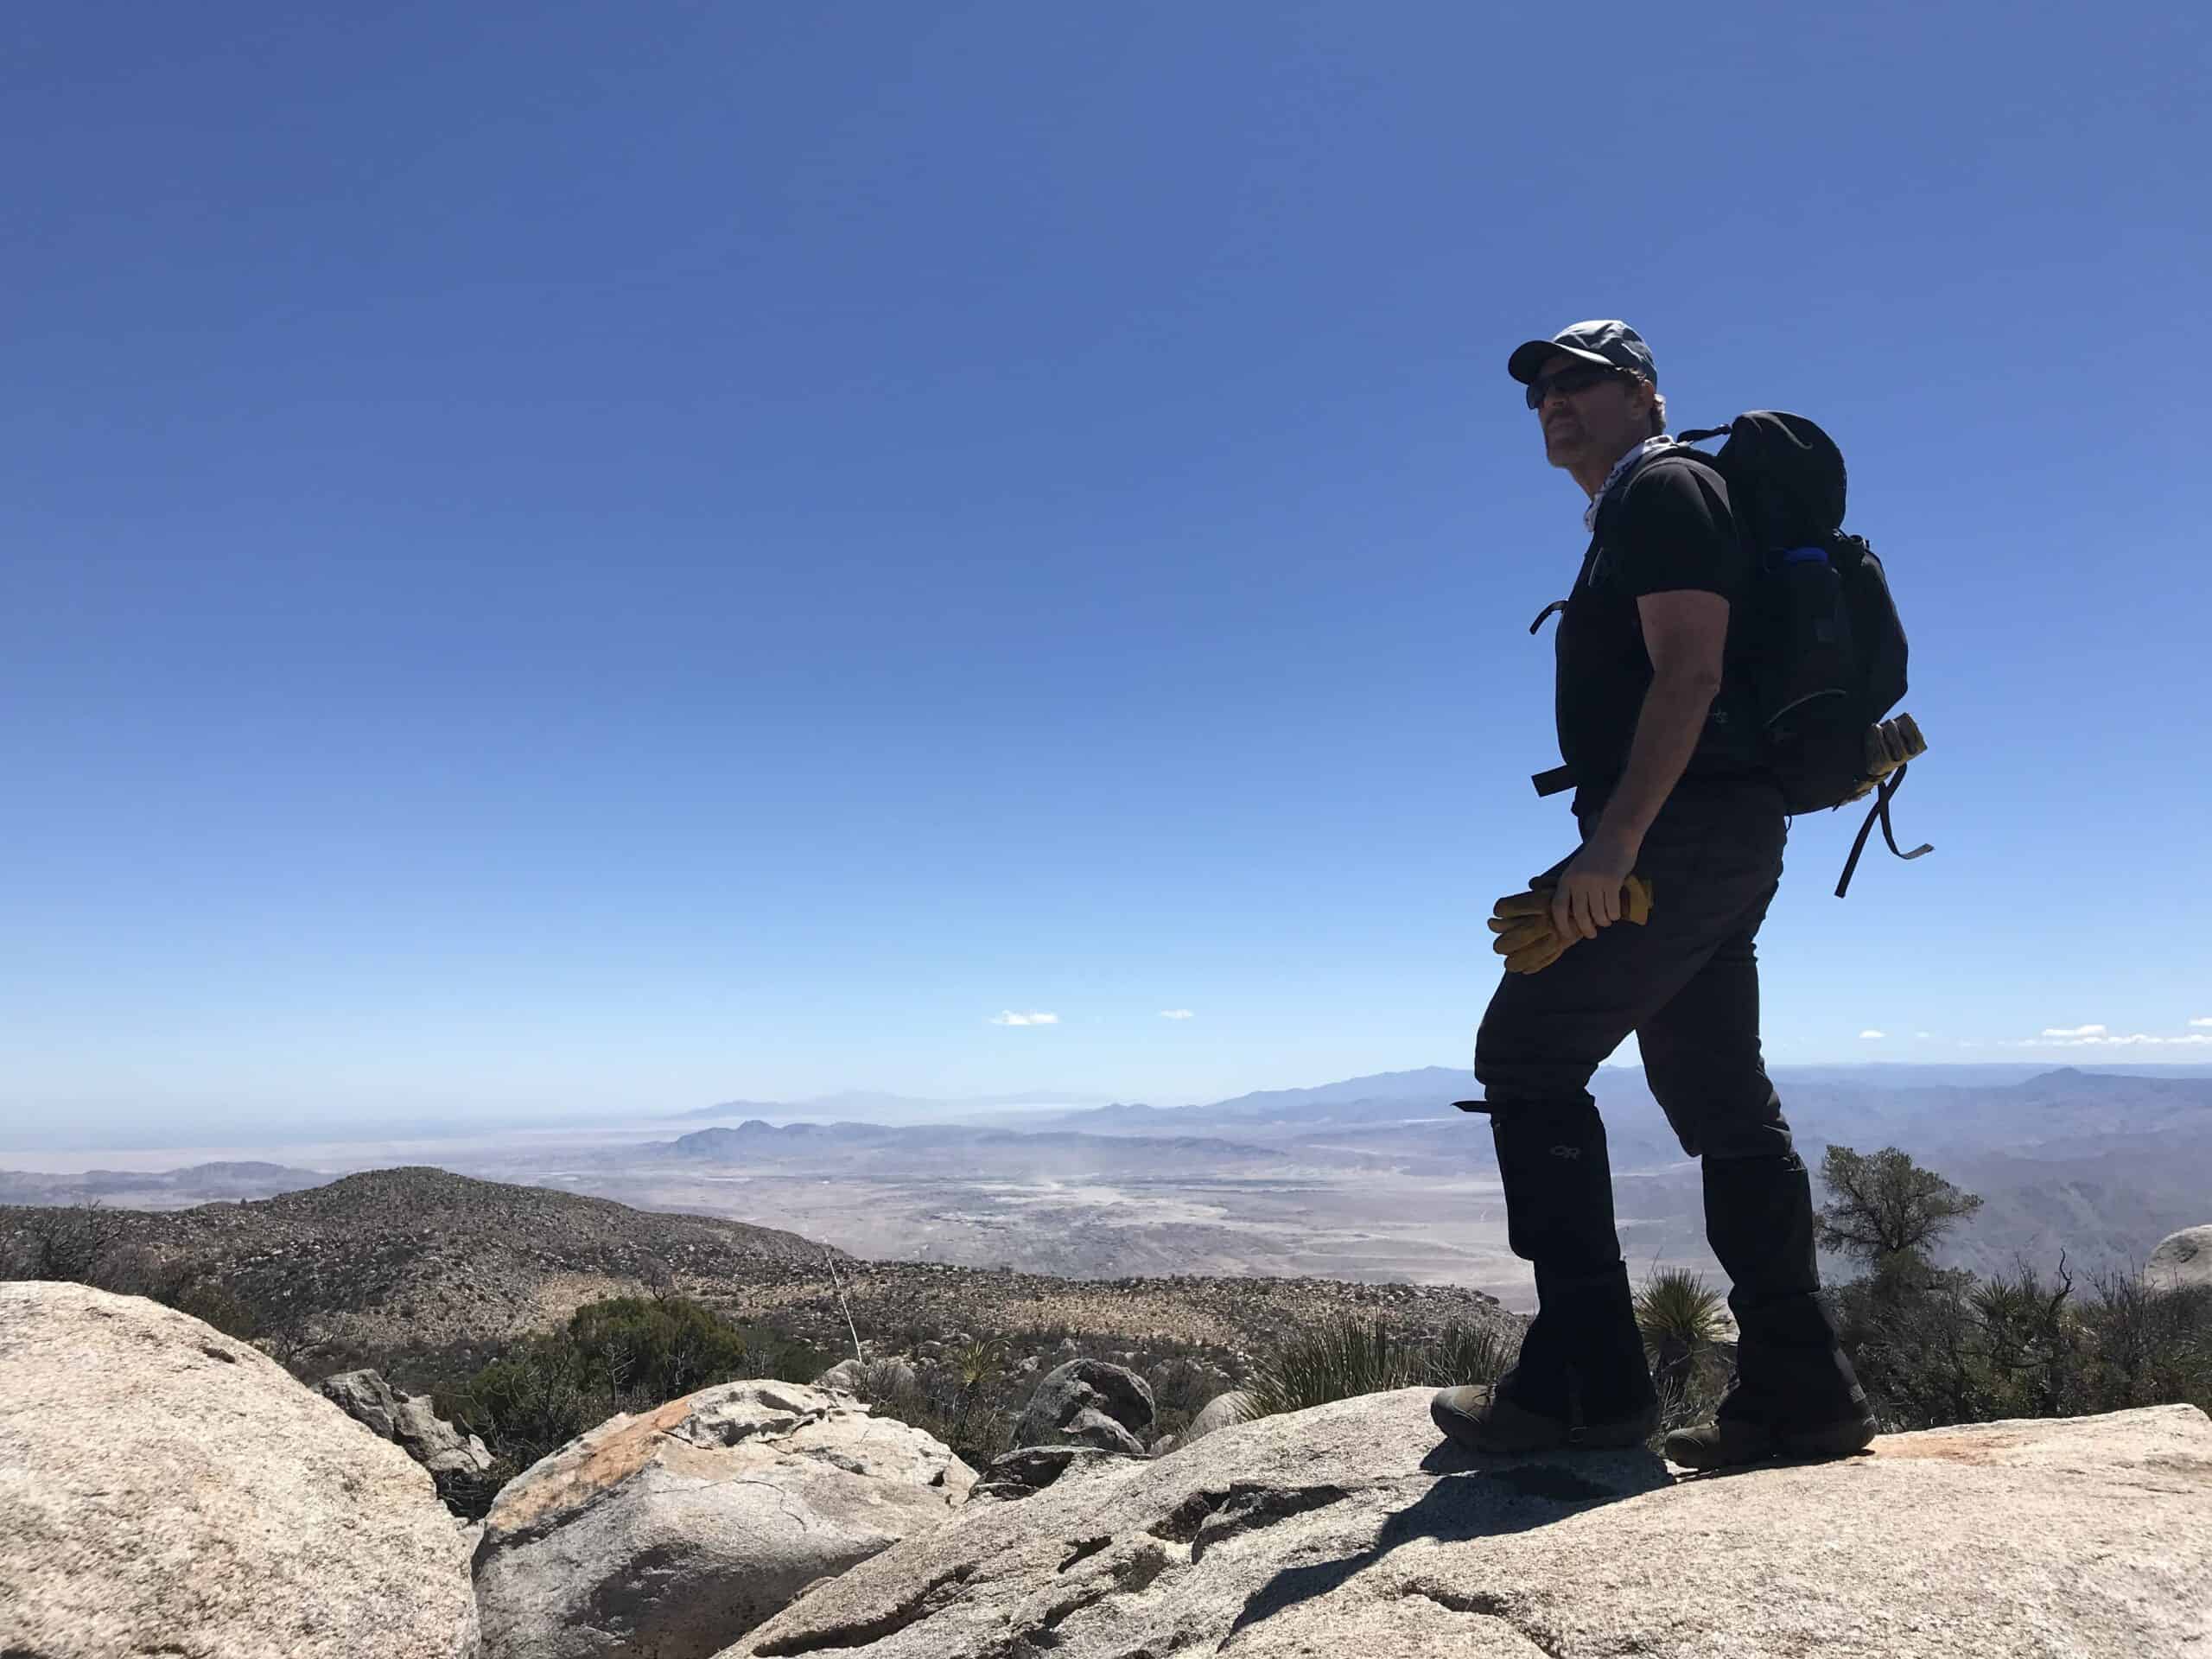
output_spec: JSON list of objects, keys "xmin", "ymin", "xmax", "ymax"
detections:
[{"xmin": 1834, "ymin": 765, "xmax": 1936, "ymax": 898}]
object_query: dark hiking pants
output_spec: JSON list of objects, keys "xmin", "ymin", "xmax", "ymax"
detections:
[{"xmin": 1471, "ymin": 779, "xmax": 1862, "ymax": 1425}]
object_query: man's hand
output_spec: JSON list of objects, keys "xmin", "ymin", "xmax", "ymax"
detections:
[
  {"xmin": 1491, "ymin": 864, "xmax": 1654, "ymax": 973},
  {"xmin": 1552, "ymin": 831, "xmax": 1639, "ymax": 942}
]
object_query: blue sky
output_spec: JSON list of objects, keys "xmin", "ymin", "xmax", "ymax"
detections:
[{"xmin": 4, "ymin": 2, "xmax": 2207, "ymax": 1135}]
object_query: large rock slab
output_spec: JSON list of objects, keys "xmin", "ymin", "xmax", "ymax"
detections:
[
  {"xmin": 2149, "ymin": 1224, "xmax": 2212, "ymax": 1290},
  {"xmin": 1013, "ymin": 1358, "xmax": 1154, "ymax": 1453},
  {"xmin": 721, "ymin": 1389, "xmax": 2212, "ymax": 1659},
  {"xmin": 0, "ymin": 1281, "xmax": 475, "ymax": 1659},
  {"xmin": 474, "ymin": 1378, "xmax": 975, "ymax": 1659}
]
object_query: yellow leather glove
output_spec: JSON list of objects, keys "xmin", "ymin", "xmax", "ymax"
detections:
[
  {"xmin": 1488, "ymin": 873, "xmax": 1654, "ymax": 974},
  {"xmin": 1841, "ymin": 713, "xmax": 1928, "ymax": 804}
]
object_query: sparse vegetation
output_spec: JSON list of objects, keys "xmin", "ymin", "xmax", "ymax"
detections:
[
  {"xmin": 1818, "ymin": 1145, "xmax": 2212, "ymax": 1430},
  {"xmin": 2, "ymin": 1199, "xmax": 133, "ymax": 1283},
  {"xmin": 1243, "ymin": 1315, "xmax": 1512, "ymax": 1420},
  {"xmin": 436, "ymin": 1295, "xmax": 828, "ymax": 1478}
]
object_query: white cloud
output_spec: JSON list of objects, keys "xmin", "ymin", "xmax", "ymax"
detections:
[
  {"xmin": 988, "ymin": 1011, "xmax": 1059, "ymax": 1027},
  {"xmin": 1916, "ymin": 1031, "xmax": 1933, "ymax": 1039},
  {"xmin": 1158, "ymin": 1009, "xmax": 1195, "ymax": 1020},
  {"xmin": 2041, "ymin": 1024, "xmax": 2108, "ymax": 1039},
  {"xmin": 1859, "ymin": 1030, "xmax": 1886, "ymax": 1040},
  {"xmin": 2192, "ymin": 1017, "xmax": 2212, "ymax": 1029},
  {"xmin": 2026, "ymin": 1030, "xmax": 2212, "ymax": 1047}
]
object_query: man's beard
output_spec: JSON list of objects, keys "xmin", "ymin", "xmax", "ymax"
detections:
[{"xmin": 1544, "ymin": 423, "xmax": 1586, "ymax": 467}]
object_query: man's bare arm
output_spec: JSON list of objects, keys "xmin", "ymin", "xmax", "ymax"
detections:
[{"xmin": 1553, "ymin": 588, "xmax": 1730, "ymax": 938}]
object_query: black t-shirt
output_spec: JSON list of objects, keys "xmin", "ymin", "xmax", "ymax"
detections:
[{"xmin": 1554, "ymin": 451, "xmax": 1763, "ymax": 811}]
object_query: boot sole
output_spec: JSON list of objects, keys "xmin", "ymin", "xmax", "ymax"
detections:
[
  {"xmin": 1666, "ymin": 1415, "xmax": 1878, "ymax": 1470},
  {"xmin": 1431, "ymin": 1395, "xmax": 1656, "ymax": 1456}
]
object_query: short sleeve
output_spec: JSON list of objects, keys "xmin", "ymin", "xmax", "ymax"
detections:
[{"xmin": 1607, "ymin": 459, "xmax": 1746, "ymax": 601}]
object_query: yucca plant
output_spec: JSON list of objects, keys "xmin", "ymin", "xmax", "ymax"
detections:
[
  {"xmin": 951, "ymin": 1335, "xmax": 1007, "ymax": 1395},
  {"xmin": 1243, "ymin": 1317, "xmax": 1514, "ymax": 1420},
  {"xmin": 1636, "ymin": 1268, "xmax": 1727, "ymax": 1393},
  {"xmin": 1427, "ymin": 1323, "xmax": 1515, "ymax": 1393}
]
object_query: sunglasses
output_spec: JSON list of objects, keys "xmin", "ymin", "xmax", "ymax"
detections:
[{"xmin": 1524, "ymin": 365, "xmax": 1626, "ymax": 410}]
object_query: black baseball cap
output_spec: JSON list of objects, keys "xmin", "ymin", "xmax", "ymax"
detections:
[{"xmin": 1507, "ymin": 320, "xmax": 1657, "ymax": 386}]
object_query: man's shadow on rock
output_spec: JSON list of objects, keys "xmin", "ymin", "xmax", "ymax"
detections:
[{"xmin": 1227, "ymin": 1441, "xmax": 1675, "ymax": 1642}]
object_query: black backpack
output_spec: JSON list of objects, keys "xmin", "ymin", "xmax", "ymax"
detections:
[{"xmin": 1672, "ymin": 411, "xmax": 1931, "ymax": 896}]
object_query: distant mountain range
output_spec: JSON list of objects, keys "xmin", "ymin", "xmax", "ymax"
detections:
[
  {"xmin": 10, "ymin": 1064, "xmax": 2209, "ymax": 1294},
  {"xmin": 0, "ymin": 1161, "xmax": 330, "ymax": 1209},
  {"xmin": 678, "ymin": 1063, "xmax": 2212, "ymax": 1133},
  {"xmin": 666, "ymin": 1089, "xmax": 1106, "ymax": 1121}
]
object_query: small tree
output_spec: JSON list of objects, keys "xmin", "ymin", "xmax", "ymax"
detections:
[{"xmin": 1815, "ymin": 1145, "xmax": 1983, "ymax": 1269}]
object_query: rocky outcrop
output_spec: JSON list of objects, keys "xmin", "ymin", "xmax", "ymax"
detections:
[
  {"xmin": 2149, "ymin": 1224, "xmax": 2211, "ymax": 1290},
  {"xmin": 321, "ymin": 1367, "xmax": 499, "ymax": 1510},
  {"xmin": 970, "ymin": 1444, "xmax": 1144, "ymax": 1502},
  {"xmin": 473, "ymin": 1378, "xmax": 975, "ymax": 1659},
  {"xmin": 1013, "ymin": 1358, "xmax": 1154, "ymax": 1454},
  {"xmin": 816, "ymin": 1356, "xmax": 868, "ymax": 1390},
  {"xmin": 0, "ymin": 1282, "xmax": 475, "ymax": 1659},
  {"xmin": 1182, "ymin": 1388, "xmax": 1257, "ymax": 1444},
  {"xmin": 816, "ymin": 1355, "xmax": 918, "ymax": 1400},
  {"xmin": 721, "ymin": 1389, "xmax": 2212, "ymax": 1659}
]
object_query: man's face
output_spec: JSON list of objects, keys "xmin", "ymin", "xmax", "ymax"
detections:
[{"xmin": 1531, "ymin": 352, "xmax": 1649, "ymax": 471}]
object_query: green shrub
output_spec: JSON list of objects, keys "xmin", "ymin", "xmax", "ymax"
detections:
[
  {"xmin": 437, "ymin": 1295, "xmax": 827, "ymax": 1475},
  {"xmin": 1832, "ymin": 1252, "xmax": 2212, "ymax": 1431},
  {"xmin": 1243, "ymin": 1316, "xmax": 1511, "ymax": 1420},
  {"xmin": 566, "ymin": 1294, "xmax": 819, "ymax": 1402}
]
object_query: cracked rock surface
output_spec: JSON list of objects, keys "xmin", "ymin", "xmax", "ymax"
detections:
[
  {"xmin": 474, "ymin": 1378, "xmax": 975, "ymax": 1659},
  {"xmin": 0, "ymin": 1282, "xmax": 477, "ymax": 1659},
  {"xmin": 720, "ymin": 1388, "xmax": 2212, "ymax": 1659},
  {"xmin": 971, "ymin": 1444, "xmax": 1144, "ymax": 1503}
]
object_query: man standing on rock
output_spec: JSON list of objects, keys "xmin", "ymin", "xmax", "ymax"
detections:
[{"xmin": 1431, "ymin": 321, "xmax": 1877, "ymax": 1468}]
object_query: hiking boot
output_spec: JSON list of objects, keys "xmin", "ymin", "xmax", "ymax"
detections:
[
  {"xmin": 1432, "ymin": 1369, "xmax": 1659, "ymax": 1456},
  {"xmin": 1663, "ymin": 1408, "xmax": 1877, "ymax": 1470},
  {"xmin": 1433, "ymin": 1376, "xmax": 1568, "ymax": 1453}
]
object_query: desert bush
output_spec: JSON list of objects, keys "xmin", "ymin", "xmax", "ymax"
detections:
[
  {"xmin": 438, "ymin": 1295, "xmax": 826, "ymax": 1473},
  {"xmin": 1243, "ymin": 1316, "xmax": 1512, "ymax": 1420},
  {"xmin": 1825, "ymin": 1236, "xmax": 2212, "ymax": 1430},
  {"xmin": 1, "ymin": 1201, "xmax": 133, "ymax": 1283},
  {"xmin": 1804, "ymin": 1146, "xmax": 2212, "ymax": 1431},
  {"xmin": 2077, "ymin": 1271, "xmax": 2212, "ymax": 1414}
]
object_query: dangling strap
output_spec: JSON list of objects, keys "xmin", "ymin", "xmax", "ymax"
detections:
[
  {"xmin": 1529, "ymin": 599, "xmax": 1568, "ymax": 634},
  {"xmin": 1834, "ymin": 764, "xmax": 1935, "ymax": 898}
]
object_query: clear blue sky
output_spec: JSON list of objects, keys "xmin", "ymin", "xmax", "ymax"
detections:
[{"xmin": 5, "ymin": 2, "xmax": 2207, "ymax": 1135}]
